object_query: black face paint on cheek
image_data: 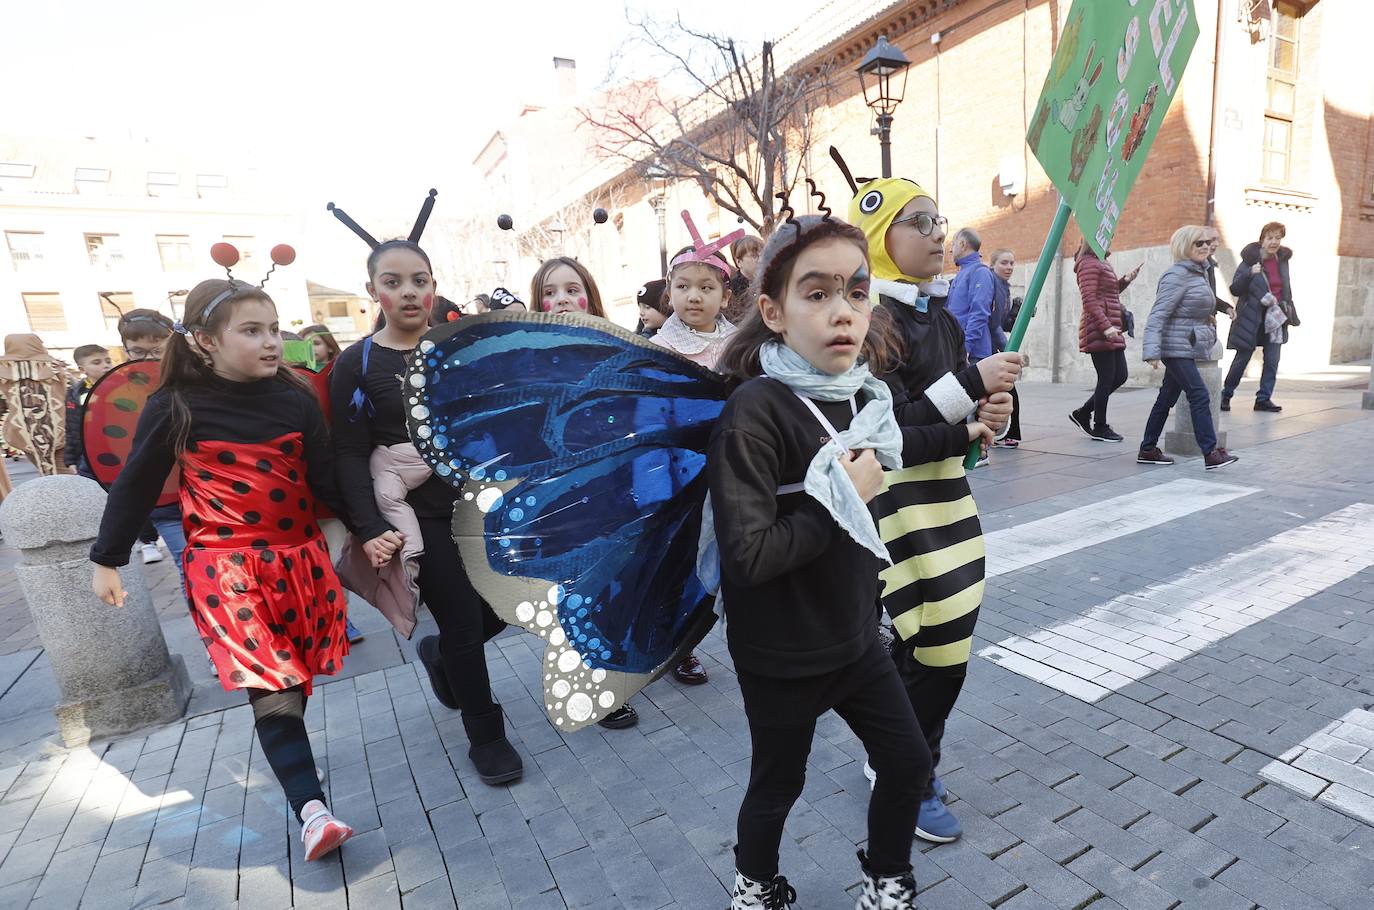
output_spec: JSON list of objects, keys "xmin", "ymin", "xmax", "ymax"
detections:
[{"xmin": 845, "ymin": 262, "xmax": 871, "ymax": 298}]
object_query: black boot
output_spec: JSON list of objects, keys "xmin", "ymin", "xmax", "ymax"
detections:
[
  {"xmin": 463, "ymin": 707, "xmax": 523, "ymax": 785},
  {"xmin": 416, "ymin": 636, "xmax": 457, "ymax": 710}
]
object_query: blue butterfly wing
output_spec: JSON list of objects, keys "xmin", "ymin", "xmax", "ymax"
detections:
[{"xmin": 405, "ymin": 313, "xmax": 729, "ymax": 728}]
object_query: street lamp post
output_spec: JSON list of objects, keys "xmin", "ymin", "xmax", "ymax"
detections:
[
  {"xmin": 857, "ymin": 35, "xmax": 912, "ymax": 179},
  {"xmin": 643, "ymin": 164, "xmax": 670, "ymax": 276}
]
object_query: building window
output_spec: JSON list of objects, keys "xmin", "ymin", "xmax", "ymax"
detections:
[
  {"xmin": 0, "ymin": 162, "xmax": 36, "ymax": 178},
  {"xmin": 156, "ymin": 234, "xmax": 194, "ymax": 271},
  {"xmin": 75, "ymin": 167, "xmax": 111, "ymax": 195},
  {"xmin": 22, "ymin": 293, "xmax": 66, "ymax": 332},
  {"xmin": 197, "ymin": 174, "xmax": 228, "ymax": 198},
  {"xmin": 86, "ymin": 233, "xmax": 126, "ymax": 269},
  {"xmin": 5, "ymin": 231, "xmax": 45, "ymax": 270},
  {"xmin": 222, "ymin": 235, "xmax": 256, "ymax": 269},
  {"xmin": 1263, "ymin": 2, "xmax": 1300, "ymax": 184},
  {"xmin": 328, "ymin": 300, "xmax": 350, "ymax": 319},
  {"xmin": 99, "ymin": 292, "xmax": 136, "ymax": 334},
  {"xmin": 147, "ymin": 171, "xmax": 179, "ymax": 197}
]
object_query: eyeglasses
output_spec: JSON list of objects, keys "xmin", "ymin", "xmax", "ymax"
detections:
[
  {"xmin": 1193, "ymin": 238, "xmax": 1220, "ymax": 248},
  {"xmin": 890, "ymin": 211, "xmax": 948, "ymax": 237}
]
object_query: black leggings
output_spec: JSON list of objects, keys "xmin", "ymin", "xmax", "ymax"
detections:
[
  {"xmin": 416, "ymin": 516, "xmax": 499, "ymax": 717},
  {"xmin": 1084, "ymin": 349, "xmax": 1129, "ymax": 427},
  {"xmin": 249, "ymin": 686, "xmax": 323, "ymax": 822},
  {"xmin": 889, "ymin": 638, "xmax": 967, "ymax": 800},
  {"xmin": 736, "ymin": 649, "xmax": 929, "ymax": 879}
]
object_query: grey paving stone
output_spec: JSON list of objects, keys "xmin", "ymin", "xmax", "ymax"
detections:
[
  {"xmin": 1135, "ymin": 851, "xmax": 1252, "ymax": 910},
  {"xmin": 1053, "ymin": 777, "xmax": 1146, "ymax": 828},
  {"xmin": 993, "ymin": 842, "xmax": 1098, "ymax": 910},
  {"xmin": 348, "ymin": 868, "xmax": 403, "ymax": 908},
  {"xmin": 1058, "ymin": 807, "xmax": 1157, "ymax": 869},
  {"xmin": 1216, "ymin": 858, "xmax": 1333, "ymax": 910},
  {"xmin": 927, "ymin": 839, "xmax": 1023, "ymax": 905},
  {"xmin": 1066, "ymin": 848, "xmax": 1177, "ymax": 910}
]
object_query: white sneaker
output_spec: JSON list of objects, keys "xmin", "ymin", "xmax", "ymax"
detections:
[
  {"xmin": 300, "ymin": 800, "xmax": 353, "ymax": 861},
  {"xmin": 140, "ymin": 542, "xmax": 164, "ymax": 564}
]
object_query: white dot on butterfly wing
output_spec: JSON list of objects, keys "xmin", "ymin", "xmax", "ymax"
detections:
[
  {"xmin": 515, "ymin": 601, "xmax": 535, "ymax": 623},
  {"xmin": 598, "ymin": 691, "xmax": 615, "ymax": 709},
  {"xmin": 557, "ymin": 649, "xmax": 580, "ymax": 673},
  {"xmin": 551, "ymin": 679, "xmax": 571, "ymax": 698},
  {"xmin": 566, "ymin": 692, "xmax": 593, "ymax": 722}
]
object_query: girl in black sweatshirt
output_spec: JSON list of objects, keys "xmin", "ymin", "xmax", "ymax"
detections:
[{"xmin": 709, "ymin": 215, "xmax": 992, "ymax": 910}]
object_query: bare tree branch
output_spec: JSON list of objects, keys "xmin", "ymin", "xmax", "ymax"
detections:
[{"xmin": 579, "ymin": 13, "xmax": 837, "ymax": 234}]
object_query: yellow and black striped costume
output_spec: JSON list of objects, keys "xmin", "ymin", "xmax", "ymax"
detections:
[{"xmin": 841, "ymin": 171, "xmax": 988, "ymax": 671}]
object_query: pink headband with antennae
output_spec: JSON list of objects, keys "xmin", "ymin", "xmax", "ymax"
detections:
[{"xmin": 669, "ymin": 211, "xmax": 746, "ymax": 277}]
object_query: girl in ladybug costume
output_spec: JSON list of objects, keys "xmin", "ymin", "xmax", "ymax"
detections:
[{"xmin": 91, "ymin": 268, "xmax": 403, "ymax": 861}]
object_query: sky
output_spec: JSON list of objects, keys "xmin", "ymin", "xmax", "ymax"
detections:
[{"xmin": 4, "ymin": 0, "xmax": 794, "ymax": 208}]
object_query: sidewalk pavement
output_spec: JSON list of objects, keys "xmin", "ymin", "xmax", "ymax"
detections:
[{"xmin": 0, "ymin": 376, "xmax": 1370, "ymax": 909}]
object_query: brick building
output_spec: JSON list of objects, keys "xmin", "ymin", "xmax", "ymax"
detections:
[{"xmin": 514, "ymin": 0, "xmax": 1372, "ymax": 381}]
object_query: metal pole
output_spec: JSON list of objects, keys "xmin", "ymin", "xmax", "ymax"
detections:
[
  {"xmin": 655, "ymin": 198, "xmax": 668, "ymax": 276},
  {"xmin": 877, "ymin": 112, "xmax": 894, "ymax": 179},
  {"xmin": 964, "ymin": 197, "xmax": 1073, "ymax": 469}
]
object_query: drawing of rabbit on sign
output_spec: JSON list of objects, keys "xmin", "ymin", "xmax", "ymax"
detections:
[{"xmin": 1053, "ymin": 41, "xmax": 1104, "ymax": 133}]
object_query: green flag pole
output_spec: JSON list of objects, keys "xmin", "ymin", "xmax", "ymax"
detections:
[{"xmin": 964, "ymin": 197, "xmax": 1072, "ymax": 470}]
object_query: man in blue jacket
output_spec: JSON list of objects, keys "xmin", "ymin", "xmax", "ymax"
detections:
[{"xmin": 947, "ymin": 228, "xmax": 997, "ymax": 363}]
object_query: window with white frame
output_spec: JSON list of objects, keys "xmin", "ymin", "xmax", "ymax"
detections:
[
  {"xmin": 155, "ymin": 234, "xmax": 194, "ymax": 271},
  {"xmin": 1263, "ymin": 2, "xmax": 1301, "ymax": 185},
  {"xmin": 5, "ymin": 231, "xmax": 45, "ymax": 269},
  {"xmin": 22, "ymin": 293, "xmax": 66, "ymax": 331}
]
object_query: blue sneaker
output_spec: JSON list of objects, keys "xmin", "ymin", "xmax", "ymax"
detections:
[
  {"xmin": 930, "ymin": 775, "xmax": 948, "ymax": 802},
  {"xmin": 915, "ymin": 796, "xmax": 962, "ymax": 843}
]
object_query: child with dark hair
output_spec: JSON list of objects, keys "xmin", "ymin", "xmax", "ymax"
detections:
[
  {"xmin": 64, "ymin": 344, "xmax": 113, "ymax": 476},
  {"xmin": 840, "ymin": 163, "xmax": 1021, "ymax": 845},
  {"xmin": 91, "ymin": 277, "xmax": 374, "ymax": 860},
  {"xmin": 636, "ymin": 279, "xmax": 670, "ymax": 338},
  {"xmin": 329, "ymin": 237, "xmax": 525, "ymax": 782},
  {"xmin": 710, "ymin": 213, "xmax": 991, "ymax": 910},
  {"xmin": 726, "ymin": 235, "xmax": 763, "ymax": 323},
  {"xmin": 117, "ymin": 309, "xmax": 189, "ymax": 574}
]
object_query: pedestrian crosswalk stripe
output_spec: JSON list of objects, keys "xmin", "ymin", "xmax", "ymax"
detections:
[
  {"xmin": 979, "ymin": 502, "xmax": 1374, "ymax": 703},
  {"xmin": 983, "ymin": 478, "xmax": 1258, "ymax": 578}
]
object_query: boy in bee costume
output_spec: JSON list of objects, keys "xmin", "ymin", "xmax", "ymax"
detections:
[{"xmin": 832, "ymin": 148, "xmax": 1021, "ymax": 844}]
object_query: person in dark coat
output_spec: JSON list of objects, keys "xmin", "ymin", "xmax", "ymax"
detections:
[
  {"xmin": 1069, "ymin": 241, "xmax": 1140, "ymax": 442},
  {"xmin": 1222, "ymin": 222, "xmax": 1293, "ymax": 413},
  {"xmin": 1137, "ymin": 225, "xmax": 1238, "ymax": 470},
  {"xmin": 988, "ymin": 249, "xmax": 1023, "ymax": 446}
]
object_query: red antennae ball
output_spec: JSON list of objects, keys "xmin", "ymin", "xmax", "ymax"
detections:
[
  {"xmin": 270, "ymin": 244, "xmax": 297, "ymax": 266},
  {"xmin": 210, "ymin": 242, "xmax": 240, "ymax": 268}
]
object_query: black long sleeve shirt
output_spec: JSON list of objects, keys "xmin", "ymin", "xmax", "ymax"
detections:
[
  {"xmin": 881, "ymin": 294, "xmax": 988, "ymax": 426},
  {"xmin": 707, "ymin": 377, "xmax": 967, "ymax": 679},
  {"xmin": 90, "ymin": 375, "xmax": 351, "ymax": 567},
  {"xmin": 328, "ymin": 338, "xmax": 457, "ymax": 542}
]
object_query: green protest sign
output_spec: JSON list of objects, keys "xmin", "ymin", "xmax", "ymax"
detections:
[
  {"xmin": 963, "ymin": 0, "xmax": 1201, "ymax": 469},
  {"xmin": 1027, "ymin": 0, "xmax": 1200, "ymax": 255}
]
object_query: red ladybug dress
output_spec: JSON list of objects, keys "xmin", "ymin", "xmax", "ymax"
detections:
[
  {"xmin": 90, "ymin": 375, "xmax": 353, "ymax": 695},
  {"xmin": 181, "ymin": 432, "xmax": 347, "ymax": 694}
]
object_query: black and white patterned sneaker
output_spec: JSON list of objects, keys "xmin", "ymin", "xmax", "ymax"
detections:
[
  {"xmin": 731, "ymin": 867, "xmax": 797, "ymax": 909},
  {"xmin": 854, "ymin": 849, "xmax": 916, "ymax": 910}
]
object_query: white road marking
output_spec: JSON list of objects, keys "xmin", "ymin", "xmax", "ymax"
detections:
[
  {"xmin": 1259, "ymin": 709, "xmax": 1374, "ymax": 826},
  {"xmin": 980, "ymin": 503, "xmax": 1374, "ymax": 703},
  {"xmin": 984, "ymin": 478, "xmax": 1258, "ymax": 578}
]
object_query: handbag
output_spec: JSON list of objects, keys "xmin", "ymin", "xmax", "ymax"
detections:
[
  {"xmin": 1122, "ymin": 308, "xmax": 1136, "ymax": 338},
  {"xmin": 1282, "ymin": 299, "xmax": 1300, "ymax": 327}
]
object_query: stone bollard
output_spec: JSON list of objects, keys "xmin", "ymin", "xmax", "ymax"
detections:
[
  {"xmin": 1164, "ymin": 357, "xmax": 1228, "ymax": 457},
  {"xmin": 0, "ymin": 474, "xmax": 190, "ymax": 746},
  {"xmin": 1364, "ymin": 339, "xmax": 1374, "ymax": 410}
]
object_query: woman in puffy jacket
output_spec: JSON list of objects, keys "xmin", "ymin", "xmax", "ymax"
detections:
[
  {"xmin": 1136, "ymin": 225, "xmax": 1237, "ymax": 470},
  {"xmin": 1070, "ymin": 241, "xmax": 1140, "ymax": 442}
]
